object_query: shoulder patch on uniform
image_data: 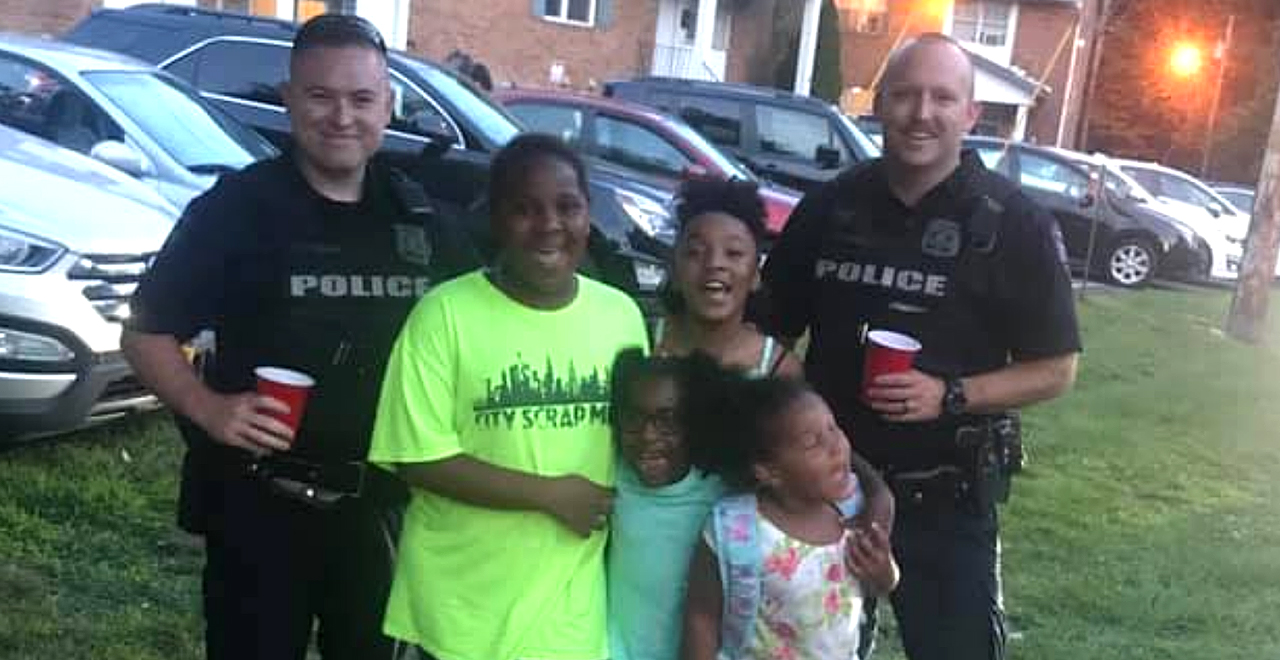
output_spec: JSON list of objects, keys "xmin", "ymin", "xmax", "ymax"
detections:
[
  {"xmin": 393, "ymin": 223, "xmax": 432, "ymax": 267},
  {"xmin": 921, "ymin": 219, "xmax": 962, "ymax": 258}
]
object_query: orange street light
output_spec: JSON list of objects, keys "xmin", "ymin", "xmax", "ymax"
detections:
[{"xmin": 1170, "ymin": 41, "xmax": 1204, "ymax": 77}]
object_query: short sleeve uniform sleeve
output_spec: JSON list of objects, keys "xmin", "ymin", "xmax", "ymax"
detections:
[
  {"xmin": 367, "ymin": 290, "xmax": 464, "ymax": 465},
  {"xmin": 760, "ymin": 188, "xmax": 831, "ymax": 340},
  {"xmin": 997, "ymin": 198, "xmax": 1082, "ymax": 359},
  {"xmin": 126, "ymin": 186, "xmax": 240, "ymax": 341}
]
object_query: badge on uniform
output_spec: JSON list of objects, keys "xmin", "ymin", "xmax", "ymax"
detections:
[
  {"xmin": 393, "ymin": 224, "xmax": 432, "ymax": 267},
  {"xmin": 921, "ymin": 219, "xmax": 962, "ymax": 258}
]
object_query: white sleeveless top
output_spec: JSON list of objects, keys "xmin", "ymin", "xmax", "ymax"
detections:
[{"xmin": 652, "ymin": 318, "xmax": 781, "ymax": 378}]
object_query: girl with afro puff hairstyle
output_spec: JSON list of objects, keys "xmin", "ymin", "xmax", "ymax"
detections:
[{"xmin": 653, "ymin": 178, "xmax": 802, "ymax": 379}]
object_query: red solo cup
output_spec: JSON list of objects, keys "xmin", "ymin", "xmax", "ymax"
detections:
[
  {"xmin": 861, "ymin": 330, "xmax": 921, "ymax": 401},
  {"xmin": 254, "ymin": 366, "xmax": 315, "ymax": 439}
]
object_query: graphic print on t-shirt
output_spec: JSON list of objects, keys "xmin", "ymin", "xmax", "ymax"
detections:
[{"xmin": 473, "ymin": 352, "xmax": 611, "ymax": 432}]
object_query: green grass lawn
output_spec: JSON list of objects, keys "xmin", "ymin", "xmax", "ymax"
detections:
[{"xmin": 3, "ymin": 287, "xmax": 1280, "ymax": 659}]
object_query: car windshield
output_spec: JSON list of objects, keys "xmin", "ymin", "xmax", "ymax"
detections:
[
  {"xmin": 398, "ymin": 58, "xmax": 520, "ymax": 147},
  {"xmin": 1219, "ymin": 189, "xmax": 1255, "ymax": 214},
  {"xmin": 1121, "ymin": 164, "xmax": 1241, "ymax": 216},
  {"xmin": 660, "ymin": 115, "xmax": 754, "ymax": 180},
  {"xmin": 82, "ymin": 70, "xmax": 274, "ymax": 171},
  {"xmin": 839, "ymin": 113, "xmax": 882, "ymax": 159}
]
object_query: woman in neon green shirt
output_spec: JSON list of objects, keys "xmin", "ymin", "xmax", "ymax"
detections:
[{"xmin": 369, "ymin": 134, "xmax": 649, "ymax": 660}]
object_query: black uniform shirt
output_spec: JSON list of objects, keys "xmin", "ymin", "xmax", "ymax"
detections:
[
  {"xmin": 129, "ymin": 154, "xmax": 477, "ymax": 465},
  {"xmin": 763, "ymin": 151, "xmax": 1081, "ymax": 471}
]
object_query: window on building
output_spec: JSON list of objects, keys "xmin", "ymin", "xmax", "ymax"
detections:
[
  {"xmin": 594, "ymin": 115, "xmax": 692, "ymax": 177},
  {"xmin": 296, "ymin": 0, "xmax": 356, "ymax": 22},
  {"xmin": 952, "ymin": 0, "xmax": 1011, "ymax": 47},
  {"xmin": 540, "ymin": 0, "xmax": 597, "ymax": 26},
  {"xmin": 755, "ymin": 104, "xmax": 847, "ymax": 164},
  {"xmin": 843, "ymin": 0, "xmax": 889, "ymax": 36},
  {"xmin": 199, "ymin": 0, "xmax": 251, "ymax": 13}
]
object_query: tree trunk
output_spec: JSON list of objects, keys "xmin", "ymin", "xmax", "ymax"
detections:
[{"xmin": 1224, "ymin": 72, "xmax": 1280, "ymax": 343}]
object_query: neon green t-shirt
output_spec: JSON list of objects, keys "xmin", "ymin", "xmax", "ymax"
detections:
[{"xmin": 369, "ymin": 270, "xmax": 648, "ymax": 660}]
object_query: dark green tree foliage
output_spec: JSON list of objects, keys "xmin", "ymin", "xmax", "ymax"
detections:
[
  {"xmin": 813, "ymin": 0, "xmax": 844, "ymax": 103},
  {"xmin": 773, "ymin": 0, "xmax": 843, "ymax": 100}
]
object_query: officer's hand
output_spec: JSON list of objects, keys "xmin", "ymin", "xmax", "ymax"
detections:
[
  {"xmin": 845, "ymin": 521, "xmax": 899, "ymax": 596},
  {"xmin": 538, "ymin": 474, "xmax": 615, "ymax": 537},
  {"xmin": 864, "ymin": 370, "xmax": 944, "ymax": 423},
  {"xmin": 197, "ymin": 392, "xmax": 295, "ymax": 456}
]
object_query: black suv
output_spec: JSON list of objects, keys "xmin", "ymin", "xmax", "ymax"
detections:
[
  {"xmin": 964, "ymin": 136, "xmax": 1207, "ymax": 288},
  {"xmin": 604, "ymin": 77, "xmax": 880, "ymax": 194},
  {"xmin": 65, "ymin": 4, "xmax": 674, "ymax": 304}
]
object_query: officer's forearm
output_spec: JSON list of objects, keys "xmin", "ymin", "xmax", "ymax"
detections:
[
  {"xmin": 121, "ymin": 329, "xmax": 221, "ymax": 429},
  {"xmin": 962, "ymin": 353, "xmax": 1078, "ymax": 414},
  {"xmin": 396, "ymin": 454, "xmax": 566, "ymax": 512}
]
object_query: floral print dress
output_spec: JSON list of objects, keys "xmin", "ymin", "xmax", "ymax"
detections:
[{"xmin": 706, "ymin": 513, "xmax": 866, "ymax": 660}]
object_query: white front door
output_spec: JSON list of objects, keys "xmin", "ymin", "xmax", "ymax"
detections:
[{"xmin": 652, "ymin": 0, "xmax": 728, "ymax": 81}]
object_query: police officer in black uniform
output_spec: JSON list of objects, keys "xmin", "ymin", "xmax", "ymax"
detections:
[
  {"xmin": 761, "ymin": 34, "xmax": 1081, "ymax": 660},
  {"xmin": 122, "ymin": 15, "xmax": 476, "ymax": 660}
]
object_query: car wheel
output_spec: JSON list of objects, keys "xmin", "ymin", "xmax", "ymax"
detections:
[{"xmin": 1105, "ymin": 237, "xmax": 1158, "ymax": 288}]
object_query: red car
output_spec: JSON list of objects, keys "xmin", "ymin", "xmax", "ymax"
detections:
[{"xmin": 495, "ymin": 88, "xmax": 800, "ymax": 236}]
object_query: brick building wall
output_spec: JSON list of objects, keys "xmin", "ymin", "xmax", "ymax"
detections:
[
  {"xmin": 838, "ymin": 3, "xmax": 948, "ymax": 96},
  {"xmin": 407, "ymin": 0, "xmax": 658, "ymax": 90},
  {"xmin": 0, "ymin": 0, "xmax": 98, "ymax": 36},
  {"xmin": 1085, "ymin": 0, "xmax": 1280, "ymax": 184},
  {"xmin": 1013, "ymin": 2, "xmax": 1080, "ymax": 144},
  {"xmin": 835, "ymin": 2, "xmax": 1086, "ymax": 144}
]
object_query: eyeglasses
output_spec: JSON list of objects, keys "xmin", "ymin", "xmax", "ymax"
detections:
[
  {"xmin": 617, "ymin": 408, "xmax": 679, "ymax": 437},
  {"xmin": 294, "ymin": 13, "xmax": 387, "ymax": 55}
]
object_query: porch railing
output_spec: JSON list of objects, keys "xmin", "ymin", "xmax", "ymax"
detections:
[{"xmin": 651, "ymin": 43, "xmax": 721, "ymax": 81}]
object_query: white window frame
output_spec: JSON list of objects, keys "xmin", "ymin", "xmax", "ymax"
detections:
[
  {"xmin": 540, "ymin": 0, "xmax": 597, "ymax": 27},
  {"xmin": 951, "ymin": 0, "xmax": 1012, "ymax": 48}
]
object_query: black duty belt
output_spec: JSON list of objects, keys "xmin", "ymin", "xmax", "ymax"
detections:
[
  {"xmin": 884, "ymin": 419, "xmax": 1002, "ymax": 511},
  {"xmin": 209, "ymin": 451, "xmax": 409, "ymax": 509},
  {"xmin": 245, "ymin": 456, "xmax": 367, "ymax": 497}
]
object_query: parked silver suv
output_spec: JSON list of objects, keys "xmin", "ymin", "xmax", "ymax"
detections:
[
  {"xmin": 0, "ymin": 33, "xmax": 275, "ymax": 209},
  {"xmin": 0, "ymin": 123, "xmax": 176, "ymax": 441}
]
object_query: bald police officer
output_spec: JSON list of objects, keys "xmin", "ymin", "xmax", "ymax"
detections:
[{"xmin": 762, "ymin": 33, "xmax": 1081, "ymax": 660}]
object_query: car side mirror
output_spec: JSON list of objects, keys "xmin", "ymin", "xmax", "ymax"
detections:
[
  {"xmin": 414, "ymin": 127, "xmax": 457, "ymax": 161},
  {"xmin": 1206, "ymin": 202, "xmax": 1223, "ymax": 218},
  {"xmin": 1078, "ymin": 192, "xmax": 1096, "ymax": 209},
  {"xmin": 89, "ymin": 140, "xmax": 150, "ymax": 178},
  {"xmin": 815, "ymin": 145, "xmax": 841, "ymax": 170}
]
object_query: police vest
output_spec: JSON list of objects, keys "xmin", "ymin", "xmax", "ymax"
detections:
[
  {"xmin": 211, "ymin": 165, "xmax": 473, "ymax": 463},
  {"xmin": 804, "ymin": 165, "xmax": 1016, "ymax": 470}
]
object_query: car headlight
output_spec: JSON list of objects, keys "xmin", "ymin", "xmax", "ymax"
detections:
[
  {"xmin": 0, "ymin": 224, "xmax": 66, "ymax": 273},
  {"xmin": 614, "ymin": 189, "xmax": 676, "ymax": 243},
  {"xmin": 0, "ymin": 326, "xmax": 75, "ymax": 363}
]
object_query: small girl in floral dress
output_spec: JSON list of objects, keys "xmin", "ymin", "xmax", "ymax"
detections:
[{"xmin": 679, "ymin": 363, "xmax": 899, "ymax": 660}]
